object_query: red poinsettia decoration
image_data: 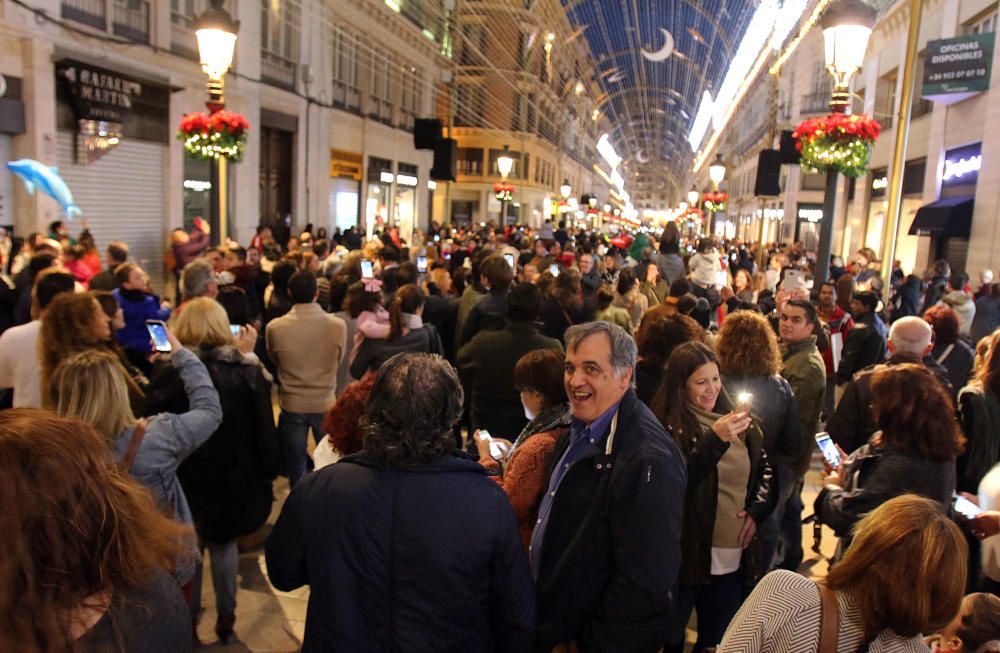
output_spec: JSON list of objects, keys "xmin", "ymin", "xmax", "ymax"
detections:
[
  {"xmin": 792, "ymin": 113, "xmax": 881, "ymax": 177},
  {"xmin": 177, "ymin": 109, "xmax": 250, "ymax": 163}
]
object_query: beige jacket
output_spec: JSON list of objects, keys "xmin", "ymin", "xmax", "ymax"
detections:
[{"xmin": 266, "ymin": 302, "xmax": 347, "ymax": 413}]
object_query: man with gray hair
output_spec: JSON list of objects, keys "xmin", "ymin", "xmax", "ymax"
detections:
[
  {"xmin": 532, "ymin": 321, "xmax": 687, "ymax": 652},
  {"xmin": 179, "ymin": 258, "xmax": 219, "ymax": 309},
  {"xmin": 829, "ymin": 316, "xmax": 952, "ymax": 452}
]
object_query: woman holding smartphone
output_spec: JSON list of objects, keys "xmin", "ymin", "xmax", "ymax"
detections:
[
  {"xmin": 48, "ymin": 326, "xmax": 222, "ymax": 610},
  {"xmin": 815, "ymin": 364, "xmax": 962, "ymax": 554},
  {"xmin": 651, "ymin": 341, "xmax": 774, "ymax": 653},
  {"xmin": 143, "ymin": 298, "xmax": 277, "ymax": 642}
]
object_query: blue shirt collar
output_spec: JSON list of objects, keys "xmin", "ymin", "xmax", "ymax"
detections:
[{"xmin": 569, "ymin": 400, "xmax": 622, "ymax": 445}]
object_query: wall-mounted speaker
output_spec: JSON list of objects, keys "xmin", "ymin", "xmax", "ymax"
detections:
[
  {"xmin": 413, "ymin": 118, "xmax": 443, "ymax": 150},
  {"xmin": 431, "ymin": 138, "xmax": 457, "ymax": 181},
  {"xmin": 754, "ymin": 149, "xmax": 783, "ymax": 197},
  {"xmin": 780, "ymin": 130, "xmax": 801, "ymax": 165}
]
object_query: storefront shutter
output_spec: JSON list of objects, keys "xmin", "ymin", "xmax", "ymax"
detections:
[{"xmin": 56, "ymin": 132, "xmax": 167, "ymax": 291}]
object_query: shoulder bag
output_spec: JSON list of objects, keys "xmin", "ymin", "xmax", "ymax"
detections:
[{"xmin": 119, "ymin": 419, "xmax": 147, "ymax": 473}]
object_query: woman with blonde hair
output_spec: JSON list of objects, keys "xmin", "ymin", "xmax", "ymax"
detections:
[
  {"xmin": 38, "ymin": 291, "xmax": 113, "ymax": 402},
  {"xmin": 50, "ymin": 326, "xmax": 222, "ymax": 607},
  {"xmin": 0, "ymin": 409, "xmax": 193, "ymax": 652},
  {"xmin": 143, "ymin": 297, "xmax": 277, "ymax": 642},
  {"xmin": 719, "ymin": 494, "xmax": 968, "ymax": 652}
]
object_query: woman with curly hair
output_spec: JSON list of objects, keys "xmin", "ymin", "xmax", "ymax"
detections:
[
  {"xmin": 715, "ymin": 309, "xmax": 800, "ymax": 572},
  {"xmin": 266, "ymin": 353, "xmax": 534, "ymax": 651},
  {"xmin": 816, "ymin": 364, "xmax": 964, "ymax": 552},
  {"xmin": 635, "ymin": 313, "xmax": 704, "ymax": 406},
  {"xmin": 0, "ymin": 409, "xmax": 192, "ymax": 652},
  {"xmin": 38, "ymin": 291, "xmax": 113, "ymax": 403},
  {"xmin": 925, "ymin": 303, "xmax": 976, "ymax": 397}
]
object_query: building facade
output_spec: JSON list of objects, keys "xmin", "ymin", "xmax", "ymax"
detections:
[
  {"xmin": 0, "ymin": 0, "xmax": 447, "ymax": 285},
  {"xmin": 430, "ymin": 0, "xmax": 614, "ymax": 229}
]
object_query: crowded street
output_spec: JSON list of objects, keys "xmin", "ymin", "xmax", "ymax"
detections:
[{"xmin": 3, "ymin": 0, "xmax": 1000, "ymax": 651}]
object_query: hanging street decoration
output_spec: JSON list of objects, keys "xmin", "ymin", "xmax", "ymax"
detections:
[
  {"xmin": 177, "ymin": 110, "xmax": 250, "ymax": 163},
  {"xmin": 494, "ymin": 181, "xmax": 515, "ymax": 202},
  {"xmin": 792, "ymin": 113, "xmax": 881, "ymax": 178},
  {"xmin": 702, "ymin": 191, "xmax": 728, "ymax": 212},
  {"xmin": 641, "ymin": 28, "xmax": 675, "ymax": 62}
]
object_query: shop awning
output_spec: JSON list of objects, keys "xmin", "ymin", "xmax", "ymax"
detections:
[{"xmin": 908, "ymin": 195, "xmax": 974, "ymax": 238}]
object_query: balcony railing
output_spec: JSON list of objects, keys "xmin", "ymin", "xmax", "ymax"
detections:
[
  {"xmin": 113, "ymin": 0, "xmax": 149, "ymax": 43},
  {"xmin": 332, "ymin": 82, "xmax": 361, "ymax": 112},
  {"xmin": 62, "ymin": 0, "xmax": 106, "ymax": 30},
  {"xmin": 800, "ymin": 90, "xmax": 832, "ymax": 115},
  {"xmin": 368, "ymin": 97, "xmax": 392, "ymax": 124},
  {"xmin": 261, "ymin": 50, "xmax": 297, "ymax": 91}
]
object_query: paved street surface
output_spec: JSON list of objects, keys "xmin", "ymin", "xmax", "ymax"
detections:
[{"xmin": 194, "ymin": 449, "xmax": 837, "ymax": 652}]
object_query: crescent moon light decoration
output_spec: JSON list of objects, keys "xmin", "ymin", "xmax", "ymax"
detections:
[
  {"xmin": 636, "ymin": 149, "xmax": 650, "ymax": 163},
  {"xmin": 641, "ymin": 28, "xmax": 674, "ymax": 63}
]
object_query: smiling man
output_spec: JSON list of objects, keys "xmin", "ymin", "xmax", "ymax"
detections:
[{"xmin": 531, "ymin": 321, "xmax": 687, "ymax": 652}]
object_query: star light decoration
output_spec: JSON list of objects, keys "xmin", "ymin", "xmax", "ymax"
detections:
[
  {"xmin": 792, "ymin": 113, "xmax": 881, "ymax": 178},
  {"xmin": 177, "ymin": 110, "xmax": 250, "ymax": 163}
]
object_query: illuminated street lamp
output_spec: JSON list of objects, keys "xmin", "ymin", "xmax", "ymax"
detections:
[
  {"xmin": 708, "ymin": 154, "xmax": 727, "ymax": 188},
  {"xmin": 814, "ymin": 0, "xmax": 876, "ymax": 283},
  {"xmin": 497, "ymin": 145, "xmax": 514, "ymax": 224},
  {"xmin": 560, "ymin": 179, "xmax": 572, "ymax": 200},
  {"xmin": 193, "ymin": 0, "xmax": 239, "ymax": 245},
  {"xmin": 687, "ymin": 186, "xmax": 699, "ymax": 207},
  {"xmin": 706, "ymin": 153, "xmax": 727, "ymax": 236},
  {"xmin": 822, "ymin": 0, "xmax": 876, "ymax": 113}
]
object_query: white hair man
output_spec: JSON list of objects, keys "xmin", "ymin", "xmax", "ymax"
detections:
[{"xmin": 828, "ymin": 316, "xmax": 952, "ymax": 452}]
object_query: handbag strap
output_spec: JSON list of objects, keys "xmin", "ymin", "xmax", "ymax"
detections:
[
  {"xmin": 818, "ymin": 583, "xmax": 840, "ymax": 653},
  {"xmin": 120, "ymin": 420, "xmax": 147, "ymax": 472}
]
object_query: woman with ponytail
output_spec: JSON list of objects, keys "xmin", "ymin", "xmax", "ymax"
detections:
[{"xmin": 350, "ymin": 284, "xmax": 443, "ymax": 379}]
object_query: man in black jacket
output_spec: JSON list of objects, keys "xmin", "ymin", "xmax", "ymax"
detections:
[
  {"xmin": 829, "ymin": 316, "xmax": 951, "ymax": 453},
  {"xmin": 532, "ymin": 321, "xmax": 687, "ymax": 652},
  {"xmin": 835, "ymin": 290, "xmax": 888, "ymax": 386}
]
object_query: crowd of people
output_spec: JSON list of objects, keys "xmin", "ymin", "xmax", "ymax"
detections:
[{"xmin": 1, "ymin": 216, "xmax": 1000, "ymax": 652}]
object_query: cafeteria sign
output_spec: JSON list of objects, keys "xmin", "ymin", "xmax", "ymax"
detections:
[{"xmin": 922, "ymin": 33, "xmax": 995, "ymax": 103}]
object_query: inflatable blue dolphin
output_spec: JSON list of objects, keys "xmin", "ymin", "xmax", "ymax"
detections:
[{"xmin": 6, "ymin": 159, "xmax": 82, "ymax": 218}]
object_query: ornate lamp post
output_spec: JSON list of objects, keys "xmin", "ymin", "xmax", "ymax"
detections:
[
  {"xmin": 496, "ymin": 145, "xmax": 514, "ymax": 224},
  {"xmin": 815, "ymin": 0, "xmax": 875, "ymax": 284},
  {"xmin": 193, "ymin": 0, "xmax": 239, "ymax": 245},
  {"xmin": 706, "ymin": 153, "xmax": 727, "ymax": 237}
]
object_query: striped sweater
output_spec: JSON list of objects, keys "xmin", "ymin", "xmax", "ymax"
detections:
[{"xmin": 718, "ymin": 570, "xmax": 929, "ymax": 653}]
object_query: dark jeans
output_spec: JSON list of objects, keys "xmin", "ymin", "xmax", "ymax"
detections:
[
  {"xmin": 665, "ymin": 571, "xmax": 743, "ymax": 653},
  {"xmin": 278, "ymin": 410, "xmax": 325, "ymax": 487},
  {"xmin": 759, "ymin": 464, "xmax": 805, "ymax": 572}
]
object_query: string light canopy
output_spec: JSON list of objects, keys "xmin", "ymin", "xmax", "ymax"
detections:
[{"xmin": 561, "ymin": 0, "xmax": 760, "ymax": 205}]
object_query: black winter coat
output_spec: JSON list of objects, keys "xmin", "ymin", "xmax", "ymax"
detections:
[
  {"xmin": 673, "ymin": 420, "xmax": 774, "ymax": 587},
  {"xmin": 534, "ymin": 389, "xmax": 687, "ymax": 652},
  {"xmin": 828, "ymin": 355, "xmax": 953, "ymax": 453},
  {"xmin": 835, "ymin": 311, "xmax": 888, "ymax": 385},
  {"xmin": 265, "ymin": 452, "xmax": 535, "ymax": 652},
  {"xmin": 143, "ymin": 346, "xmax": 279, "ymax": 542},
  {"xmin": 722, "ymin": 374, "xmax": 799, "ymax": 471},
  {"xmin": 815, "ymin": 437, "xmax": 956, "ymax": 545}
]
